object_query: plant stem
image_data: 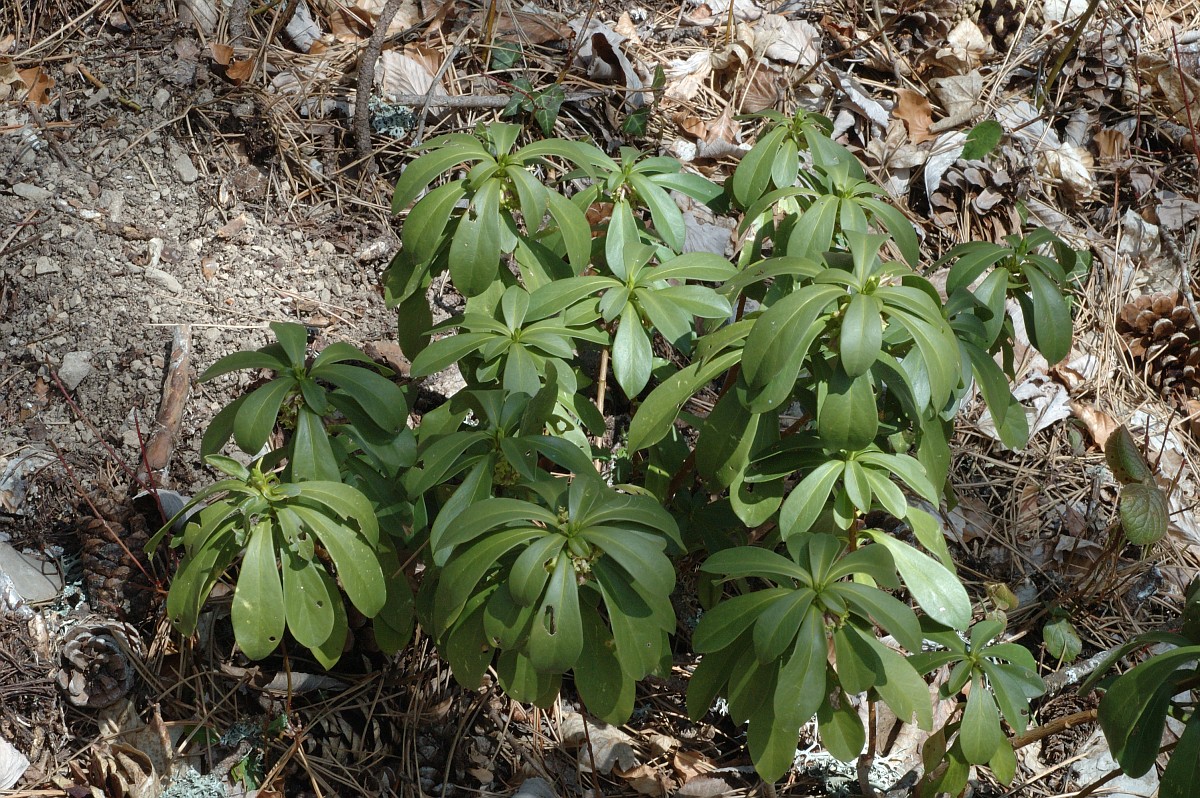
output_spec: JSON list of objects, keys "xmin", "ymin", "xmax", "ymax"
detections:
[
  {"xmin": 596, "ymin": 346, "xmax": 609, "ymax": 417},
  {"xmin": 1011, "ymin": 708, "xmax": 1098, "ymax": 749},
  {"xmin": 1037, "ymin": 0, "xmax": 1103, "ymax": 109}
]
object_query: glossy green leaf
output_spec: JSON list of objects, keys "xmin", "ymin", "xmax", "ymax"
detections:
[
  {"xmin": 613, "ymin": 306, "xmax": 653, "ymax": 397},
  {"xmin": 695, "ymin": 391, "xmax": 759, "ymax": 489},
  {"xmin": 232, "ymin": 377, "xmax": 295, "ymax": 455},
  {"xmin": 289, "ymin": 504, "xmax": 385, "ymax": 617},
  {"xmin": 199, "ymin": 349, "xmax": 288, "ymax": 382},
  {"xmin": 840, "ymin": 293, "xmax": 884, "ymax": 377},
  {"xmin": 778, "ymin": 460, "xmax": 843, "ymax": 539},
  {"xmin": 629, "ymin": 172, "xmax": 685, "ymax": 251},
  {"xmin": 962, "ymin": 120, "xmax": 1003, "ymax": 160},
  {"xmin": 701, "ymin": 545, "xmax": 811, "ymax": 584},
  {"xmin": 732, "ymin": 124, "xmax": 787, "ymax": 206},
  {"xmin": 449, "ymin": 180, "xmax": 503, "ymax": 297},
  {"xmin": 1160, "ymin": 713, "xmax": 1200, "ymax": 798},
  {"xmin": 392, "ymin": 142, "xmax": 488, "ymax": 212},
  {"xmin": 1022, "ymin": 265, "xmax": 1072, "ymax": 364},
  {"xmin": 403, "ymin": 180, "xmax": 467, "ymax": 265},
  {"xmin": 960, "ymin": 674, "xmax": 1004, "ymax": 764},
  {"xmin": 817, "ymin": 685, "xmax": 865, "ymax": 762},
  {"xmin": 289, "ymin": 407, "xmax": 339, "ymax": 482},
  {"xmin": 1043, "ymin": 617, "xmax": 1082, "ymax": 663},
  {"xmin": 232, "ymin": 522, "xmax": 285, "ymax": 660},
  {"xmin": 1099, "ymin": 645, "xmax": 1200, "ymax": 776},
  {"xmin": 309, "ymin": 363, "xmax": 406, "ymax": 432},
  {"xmin": 576, "ymin": 606, "xmax": 635, "ymax": 724},
  {"xmin": 1105, "ymin": 425, "xmax": 1154, "ymax": 484},
  {"xmin": 527, "ymin": 553, "xmax": 584, "ymax": 672},
  {"xmin": 279, "ymin": 539, "xmax": 336, "ymax": 649},
  {"xmin": 866, "ymin": 532, "xmax": 971, "ymax": 629},
  {"xmin": 626, "ymin": 350, "xmax": 741, "ymax": 451},
  {"xmin": 817, "ymin": 367, "xmax": 878, "ymax": 452},
  {"xmin": 752, "ymin": 588, "xmax": 815, "ymax": 662}
]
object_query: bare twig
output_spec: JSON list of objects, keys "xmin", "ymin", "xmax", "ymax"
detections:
[
  {"xmin": 353, "ymin": 0, "xmax": 415, "ymax": 174},
  {"xmin": 1011, "ymin": 708, "xmax": 1098, "ymax": 750},
  {"xmin": 135, "ymin": 325, "xmax": 192, "ymax": 489}
]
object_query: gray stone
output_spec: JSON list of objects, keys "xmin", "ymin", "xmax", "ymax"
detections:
[
  {"xmin": 173, "ymin": 152, "xmax": 199, "ymax": 183},
  {"xmin": 11, "ymin": 183, "xmax": 51, "ymax": 202},
  {"xmin": 0, "ymin": 543, "xmax": 63, "ymax": 603},
  {"xmin": 34, "ymin": 257, "xmax": 59, "ymax": 275},
  {"xmin": 144, "ymin": 266, "xmax": 183, "ymax": 293},
  {"xmin": 58, "ymin": 351, "xmax": 93, "ymax": 390}
]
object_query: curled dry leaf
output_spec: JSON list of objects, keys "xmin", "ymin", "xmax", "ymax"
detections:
[
  {"xmin": 665, "ymin": 52, "xmax": 712, "ymax": 102},
  {"xmin": 559, "ymin": 710, "xmax": 638, "ymax": 774},
  {"xmin": 894, "ymin": 88, "xmax": 934, "ymax": 144},
  {"xmin": 757, "ymin": 14, "xmax": 820, "ymax": 66},
  {"xmin": 15, "ymin": 66, "xmax": 54, "ymax": 105},
  {"xmin": 1069, "ymin": 401, "xmax": 1119, "ymax": 449},
  {"xmin": 377, "ymin": 47, "xmax": 443, "ymax": 100},
  {"xmin": 616, "ymin": 763, "xmax": 670, "ymax": 796}
]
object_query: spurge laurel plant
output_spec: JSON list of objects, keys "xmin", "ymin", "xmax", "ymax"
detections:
[{"xmin": 155, "ymin": 114, "xmax": 1098, "ymax": 793}]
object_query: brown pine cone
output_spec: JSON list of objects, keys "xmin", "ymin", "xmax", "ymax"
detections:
[
  {"xmin": 1117, "ymin": 291, "xmax": 1200, "ymax": 397},
  {"xmin": 54, "ymin": 619, "xmax": 142, "ymax": 709},
  {"xmin": 75, "ymin": 509, "xmax": 154, "ymax": 621}
]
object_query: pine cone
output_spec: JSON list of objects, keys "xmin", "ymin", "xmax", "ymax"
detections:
[
  {"xmin": 1117, "ymin": 291, "xmax": 1200, "ymax": 397},
  {"xmin": 55, "ymin": 620, "xmax": 143, "ymax": 709},
  {"xmin": 76, "ymin": 510, "xmax": 153, "ymax": 621}
]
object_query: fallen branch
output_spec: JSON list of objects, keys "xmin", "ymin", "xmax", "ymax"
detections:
[{"xmin": 136, "ymin": 325, "xmax": 192, "ymax": 489}]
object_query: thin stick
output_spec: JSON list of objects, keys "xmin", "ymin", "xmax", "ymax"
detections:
[
  {"xmin": 1011, "ymin": 708, "xmax": 1098, "ymax": 749},
  {"xmin": 353, "ymin": 0, "xmax": 412, "ymax": 174},
  {"xmin": 136, "ymin": 325, "xmax": 193, "ymax": 489}
]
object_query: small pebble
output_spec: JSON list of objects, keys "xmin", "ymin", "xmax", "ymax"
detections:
[
  {"xmin": 173, "ymin": 152, "xmax": 199, "ymax": 183},
  {"xmin": 144, "ymin": 266, "xmax": 183, "ymax": 294},
  {"xmin": 58, "ymin": 351, "xmax": 93, "ymax": 390},
  {"xmin": 34, "ymin": 257, "xmax": 59, "ymax": 275},
  {"xmin": 12, "ymin": 183, "xmax": 51, "ymax": 202}
]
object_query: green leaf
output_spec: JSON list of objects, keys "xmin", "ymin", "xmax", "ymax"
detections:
[
  {"xmin": 289, "ymin": 407, "xmax": 339, "ymax": 482},
  {"xmin": 691, "ymin": 589, "xmax": 788, "ymax": 653},
  {"xmin": 576, "ymin": 606, "xmax": 635, "ymax": 724},
  {"xmin": 585, "ymin": 527, "xmax": 676, "ymax": 598},
  {"xmin": 626, "ymin": 350, "xmax": 741, "ymax": 451},
  {"xmin": 509, "ymin": 534, "xmax": 566, "ymax": 606},
  {"xmin": 778, "ymin": 460, "xmax": 843, "ymax": 539},
  {"xmin": 1105, "ymin": 425, "xmax": 1154, "ymax": 484},
  {"xmin": 732, "ymin": 124, "xmax": 786, "ymax": 206},
  {"xmin": 695, "ymin": 391, "xmax": 759, "ymax": 489},
  {"xmin": 294, "ymin": 480, "xmax": 380, "ymax": 544},
  {"xmin": 307, "ymin": 566, "xmax": 349, "ymax": 668},
  {"xmin": 753, "ymin": 588, "xmax": 815, "ymax": 662},
  {"xmin": 701, "ymin": 545, "xmax": 811, "ymax": 584},
  {"xmin": 289, "ymin": 504, "xmax": 386, "ymax": 617},
  {"xmin": 629, "ymin": 172, "xmax": 685, "ymax": 251},
  {"xmin": 840, "ymin": 294, "xmax": 884, "ymax": 377},
  {"xmin": 409, "ymin": 332, "xmax": 492, "ymax": 378},
  {"xmin": 775, "ymin": 608, "xmax": 828, "ymax": 727},
  {"xmin": 201, "ymin": 394, "xmax": 246, "ymax": 457},
  {"xmin": 744, "ymin": 283, "xmax": 840, "ymax": 388},
  {"xmin": 962, "ymin": 120, "xmax": 1004, "ymax": 161},
  {"xmin": 403, "ymin": 180, "xmax": 467, "ymax": 266},
  {"xmin": 232, "ymin": 522, "xmax": 285, "ymax": 660},
  {"xmin": 392, "ymin": 142, "xmax": 488, "ymax": 212},
  {"xmin": 544, "ymin": 188, "xmax": 592, "ymax": 274},
  {"xmin": 449, "ymin": 180, "xmax": 504, "ymax": 297},
  {"xmin": 309, "ymin": 363, "xmax": 406, "ymax": 432},
  {"xmin": 1160, "ymin": 713, "xmax": 1200, "ymax": 798},
  {"xmin": 279, "ymin": 538, "xmax": 336, "ymax": 649},
  {"xmin": 817, "ymin": 685, "xmax": 866, "ymax": 762},
  {"xmin": 1119, "ymin": 481, "xmax": 1169, "ymax": 545},
  {"xmin": 864, "ymin": 636, "xmax": 932, "ymax": 728},
  {"xmin": 270, "ymin": 322, "xmax": 309, "ymax": 366},
  {"xmin": 199, "ymin": 349, "xmax": 289, "ymax": 381},
  {"xmin": 866, "ymin": 532, "xmax": 971, "ymax": 629},
  {"xmin": 960, "ymin": 674, "xmax": 1004, "ymax": 764},
  {"xmin": 833, "ymin": 624, "xmax": 881, "ymax": 694},
  {"xmin": 1099, "ymin": 645, "xmax": 1200, "ymax": 776},
  {"xmin": 612, "ymin": 306, "xmax": 653, "ymax": 397},
  {"xmin": 839, "ymin": 582, "xmax": 921, "ymax": 652},
  {"xmin": 1043, "ymin": 617, "xmax": 1082, "ymax": 662},
  {"xmin": 395, "ymin": 288, "xmax": 434, "ymax": 359},
  {"xmin": 605, "ymin": 199, "xmax": 639, "ymax": 281},
  {"xmin": 232, "ymin": 378, "xmax": 295, "ymax": 455},
  {"xmin": 527, "ymin": 553, "xmax": 584, "ymax": 672},
  {"xmin": 817, "ymin": 366, "xmax": 878, "ymax": 452},
  {"xmin": 1022, "ymin": 265, "xmax": 1072, "ymax": 364}
]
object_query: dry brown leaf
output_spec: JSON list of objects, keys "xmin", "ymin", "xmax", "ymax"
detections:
[
  {"xmin": 617, "ymin": 763, "xmax": 669, "ymax": 796},
  {"xmin": 559, "ymin": 711, "xmax": 638, "ymax": 774},
  {"xmin": 665, "ymin": 52, "xmax": 711, "ymax": 102},
  {"xmin": 1069, "ymin": 401, "xmax": 1119, "ymax": 449},
  {"xmin": 671, "ymin": 749, "xmax": 714, "ymax": 782},
  {"xmin": 209, "ymin": 42, "xmax": 233, "ymax": 65},
  {"xmin": 226, "ymin": 57, "xmax": 255, "ymax": 82},
  {"xmin": 0, "ymin": 57, "xmax": 22, "ymax": 102},
  {"xmin": 741, "ymin": 59, "xmax": 784, "ymax": 112},
  {"xmin": 217, "ymin": 214, "xmax": 248, "ymax": 239},
  {"xmin": 354, "ymin": 0, "xmax": 420, "ymax": 34},
  {"xmin": 16, "ymin": 67, "xmax": 54, "ymax": 105},
  {"xmin": 674, "ymin": 113, "xmax": 707, "ymax": 139},
  {"xmin": 1095, "ymin": 128, "xmax": 1128, "ymax": 162},
  {"xmin": 377, "ymin": 48, "xmax": 442, "ymax": 99},
  {"xmin": 676, "ymin": 776, "xmax": 735, "ymax": 797},
  {"xmin": 894, "ymin": 88, "xmax": 934, "ymax": 144},
  {"xmin": 614, "ymin": 12, "xmax": 640, "ymax": 44}
]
